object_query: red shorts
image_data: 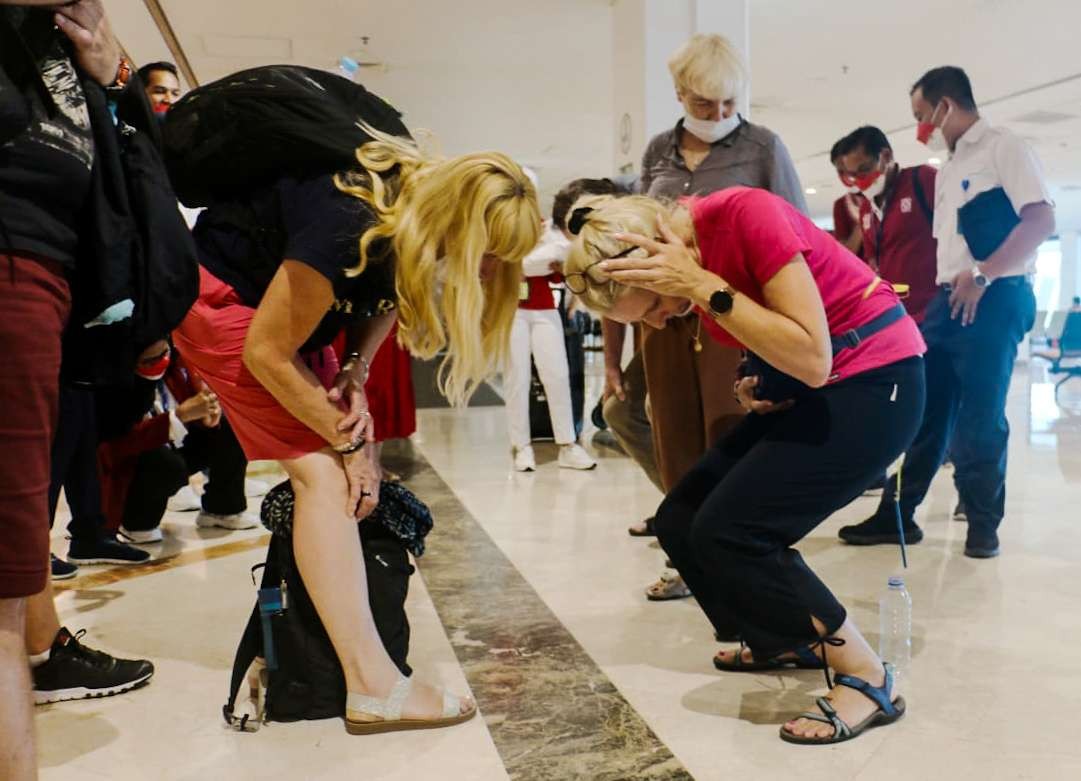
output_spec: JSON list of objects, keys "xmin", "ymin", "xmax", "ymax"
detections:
[
  {"xmin": 0, "ymin": 256, "xmax": 70, "ymax": 598},
  {"xmin": 173, "ymin": 267, "xmax": 338, "ymax": 461}
]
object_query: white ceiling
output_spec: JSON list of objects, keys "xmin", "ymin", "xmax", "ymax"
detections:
[
  {"xmin": 116, "ymin": 0, "xmax": 1081, "ymax": 231},
  {"xmin": 749, "ymin": 0, "xmax": 1081, "ymax": 231}
]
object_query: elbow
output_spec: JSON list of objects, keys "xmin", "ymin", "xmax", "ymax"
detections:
[
  {"xmin": 800, "ymin": 353, "xmax": 833, "ymax": 389},
  {"xmin": 1041, "ymin": 207, "xmax": 1057, "ymax": 242},
  {"xmin": 1024, "ymin": 202, "xmax": 1056, "ymax": 242},
  {"xmin": 242, "ymin": 337, "xmax": 274, "ymax": 384}
]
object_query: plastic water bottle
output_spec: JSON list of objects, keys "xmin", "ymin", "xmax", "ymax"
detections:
[
  {"xmin": 338, "ymin": 56, "xmax": 360, "ymax": 81},
  {"xmin": 878, "ymin": 576, "xmax": 912, "ymax": 680}
]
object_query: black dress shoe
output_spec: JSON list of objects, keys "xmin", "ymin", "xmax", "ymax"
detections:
[
  {"xmin": 964, "ymin": 532, "xmax": 1000, "ymax": 559},
  {"xmin": 839, "ymin": 515, "xmax": 924, "ymax": 546}
]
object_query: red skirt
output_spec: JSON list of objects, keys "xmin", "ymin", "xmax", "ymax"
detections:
[{"xmin": 173, "ymin": 268, "xmax": 339, "ymax": 461}]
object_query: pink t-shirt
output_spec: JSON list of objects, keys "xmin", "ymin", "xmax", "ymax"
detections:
[{"xmin": 692, "ymin": 188, "xmax": 926, "ymax": 382}]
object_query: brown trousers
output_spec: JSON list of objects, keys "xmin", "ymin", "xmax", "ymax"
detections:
[{"xmin": 641, "ymin": 314, "xmax": 745, "ymax": 492}]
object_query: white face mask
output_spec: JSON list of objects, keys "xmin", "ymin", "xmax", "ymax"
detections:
[
  {"xmin": 683, "ymin": 112, "xmax": 740, "ymax": 144},
  {"xmin": 862, "ymin": 172, "xmax": 888, "ymax": 201},
  {"xmin": 923, "ymin": 127, "xmax": 948, "ymax": 153}
]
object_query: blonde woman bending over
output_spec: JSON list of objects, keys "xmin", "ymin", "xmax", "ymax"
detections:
[
  {"xmin": 564, "ymin": 189, "xmax": 925, "ymax": 745},
  {"xmin": 174, "ymin": 129, "xmax": 540, "ymax": 734}
]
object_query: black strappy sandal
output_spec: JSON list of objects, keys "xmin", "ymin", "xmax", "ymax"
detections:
[{"xmin": 779, "ymin": 662, "xmax": 906, "ymax": 745}]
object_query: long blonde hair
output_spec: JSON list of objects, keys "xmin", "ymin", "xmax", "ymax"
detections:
[
  {"xmin": 336, "ymin": 128, "xmax": 540, "ymax": 405},
  {"xmin": 563, "ymin": 194, "xmax": 695, "ymax": 315}
]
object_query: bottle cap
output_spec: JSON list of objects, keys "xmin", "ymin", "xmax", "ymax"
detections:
[{"xmin": 888, "ymin": 576, "xmax": 905, "ymax": 588}]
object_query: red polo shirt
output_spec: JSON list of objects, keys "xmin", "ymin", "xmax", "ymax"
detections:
[
  {"xmin": 519, "ymin": 274, "xmax": 563, "ymax": 310},
  {"xmin": 832, "ymin": 194, "xmax": 865, "ymax": 260},
  {"xmin": 859, "ymin": 165, "xmax": 939, "ymax": 323}
]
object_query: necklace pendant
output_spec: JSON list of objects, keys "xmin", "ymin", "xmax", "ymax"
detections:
[{"xmin": 694, "ymin": 340, "xmax": 703, "ymax": 353}]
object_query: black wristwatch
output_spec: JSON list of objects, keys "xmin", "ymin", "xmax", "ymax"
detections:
[{"xmin": 708, "ymin": 286, "xmax": 736, "ymax": 316}]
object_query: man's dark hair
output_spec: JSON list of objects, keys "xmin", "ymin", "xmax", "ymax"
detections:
[
  {"xmin": 829, "ymin": 138, "xmax": 847, "ymax": 164},
  {"xmin": 911, "ymin": 66, "xmax": 977, "ymax": 112},
  {"xmin": 552, "ymin": 178, "xmax": 628, "ymax": 230},
  {"xmin": 137, "ymin": 61, "xmax": 179, "ymax": 84},
  {"xmin": 1073, "ymin": 295, "xmax": 1081, "ymax": 306},
  {"xmin": 838, "ymin": 126, "xmax": 892, "ymax": 161}
]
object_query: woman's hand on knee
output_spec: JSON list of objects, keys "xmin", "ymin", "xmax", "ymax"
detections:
[{"xmin": 343, "ymin": 446, "xmax": 381, "ymax": 520}]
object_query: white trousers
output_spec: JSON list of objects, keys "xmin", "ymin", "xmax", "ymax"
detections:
[{"xmin": 505, "ymin": 308, "xmax": 575, "ymax": 448}]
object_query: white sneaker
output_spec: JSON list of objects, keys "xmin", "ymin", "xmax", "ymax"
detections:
[
  {"xmin": 244, "ymin": 479, "xmax": 269, "ymax": 498},
  {"xmin": 196, "ymin": 511, "xmax": 260, "ymax": 531},
  {"xmin": 558, "ymin": 443, "xmax": 597, "ymax": 471},
  {"xmin": 513, "ymin": 446, "xmax": 536, "ymax": 472},
  {"xmin": 166, "ymin": 485, "xmax": 201, "ymax": 512},
  {"xmin": 118, "ymin": 526, "xmax": 164, "ymax": 544}
]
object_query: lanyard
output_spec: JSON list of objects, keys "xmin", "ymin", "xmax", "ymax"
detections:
[{"xmin": 871, "ymin": 191, "xmax": 894, "ymax": 268}]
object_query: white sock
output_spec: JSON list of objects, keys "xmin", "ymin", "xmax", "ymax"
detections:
[{"xmin": 29, "ymin": 648, "xmax": 51, "ymax": 668}]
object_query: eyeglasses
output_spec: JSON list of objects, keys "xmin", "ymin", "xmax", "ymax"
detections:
[{"xmin": 565, "ymin": 245, "xmax": 637, "ymax": 295}]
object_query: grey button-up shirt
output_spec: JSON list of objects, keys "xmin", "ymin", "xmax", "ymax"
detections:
[{"xmin": 640, "ymin": 118, "xmax": 808, "ymax": 214}]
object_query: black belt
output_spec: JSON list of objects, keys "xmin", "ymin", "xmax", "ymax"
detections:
[{"xmin": 830, "ymin": 303, "xmax": 907, "ymax": 355}]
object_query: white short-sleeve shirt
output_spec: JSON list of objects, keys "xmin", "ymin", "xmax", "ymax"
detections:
[{"xmin": 933, "ymin": 119, "xmax": 1053, "ymax": 284}]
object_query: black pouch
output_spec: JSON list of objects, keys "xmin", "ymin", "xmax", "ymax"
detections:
[
  {"xmin": 739, "ymin": 352, "xmax": 811, "ymax": 404},
  {"xmin": 957, "ymin": 187, "xmax": 1020, "ymax": 261}
]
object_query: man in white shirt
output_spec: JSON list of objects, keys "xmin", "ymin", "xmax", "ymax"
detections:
[{"xmin": 841, "ymin": 66, "xmax": 1055, "ymax": 559}]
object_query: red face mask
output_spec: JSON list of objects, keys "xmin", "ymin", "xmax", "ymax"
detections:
[
  {"xmin": 135, "ymin": 351, "xmax": 171, "ymax": 381},
  {"xmin": 915, "ymin": 122, "xmax": 936, "ymax": 144},
  {"xmin": 840, "ymin": 168, "xmax": 883, "ymax": 193}
]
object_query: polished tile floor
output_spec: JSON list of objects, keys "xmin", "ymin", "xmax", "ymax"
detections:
[{"xmin": 39, "ymin": 357, "xmax": 1081, "ymax": 780}]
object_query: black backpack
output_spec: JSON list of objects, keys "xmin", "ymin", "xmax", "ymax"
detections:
[
  {"xmin": 223, "ymin": 479, "xmax": 430, "ymax": 727},
  {"xmin": 162, "ymin": 64, "xmax": 411, "ymax": 208}
]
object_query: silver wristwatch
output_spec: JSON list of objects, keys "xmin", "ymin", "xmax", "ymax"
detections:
[{"xmin": 971, "ymin": 267, "xmax": 991, "ymax": 289}]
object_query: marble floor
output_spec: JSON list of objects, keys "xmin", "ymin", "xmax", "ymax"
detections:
[{"xmin": 38, "ymin": 356, "xmax": 1081, "ymax": 781}]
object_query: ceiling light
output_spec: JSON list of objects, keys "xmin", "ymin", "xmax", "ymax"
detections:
[
  {"xmin": 805, "ymin": 187, "xmax": 817, "ymax": 195},
  {"xmin": 928, "ymin": 157, "xmax": 942, "ymax": 166}
]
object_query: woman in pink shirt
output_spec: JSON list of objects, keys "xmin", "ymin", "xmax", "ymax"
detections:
[{"xmin": 564, "ymin": 187, "xmax": 925, "ymax": 745}]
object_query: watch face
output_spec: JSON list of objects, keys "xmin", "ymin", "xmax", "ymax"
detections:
[{"xmin": 709, "ymin": 289, "xmax": 734, "ymax": 314}]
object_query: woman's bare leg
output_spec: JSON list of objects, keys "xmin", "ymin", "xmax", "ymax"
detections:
[
  {"xmin": 0, "ymin": 597, "xmax": 36, "ymax": 781},
  {"xmin": 282, "ymin": 449, "xmax": 472, "ymax": 719},
  {"xmin": 782, "ymin": 617, "xmax": 892, "ymax": 739}
]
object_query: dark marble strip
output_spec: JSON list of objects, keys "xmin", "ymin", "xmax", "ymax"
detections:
[{"xmin": 392, "ymin": 452, "xmax": 693, "ymax": 781}]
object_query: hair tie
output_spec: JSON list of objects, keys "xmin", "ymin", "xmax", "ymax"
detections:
[{"xmin": 568, "ymin": 206, "xmax": 594, "ymax": 236}]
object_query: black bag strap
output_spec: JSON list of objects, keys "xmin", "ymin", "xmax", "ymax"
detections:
[
  {"xmin": 911, "ymin": 167, "xmax": 933, "ymax": 225},
  {"xmin": 222, "ymin": 561, "xmax": 274, "ymax": 724},
  {"xmin": 223, "ymin": 603, "xmax": 262, "ymax": 724}
]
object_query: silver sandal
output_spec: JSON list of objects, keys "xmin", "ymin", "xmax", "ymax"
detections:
[{"xmin": 345, "ymin": 673, "xmax": 477, "ymax": 735}]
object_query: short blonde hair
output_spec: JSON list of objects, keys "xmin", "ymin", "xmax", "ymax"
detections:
[
  {"xmin": 563, "ymin": 195, "xmax": 695, "ymax": 315},
  {"xmin": 668, "ymin": 34, "xmax": 746, "ymax": 102},
  {"xmin": 337, "ymin": 128, "xmax": 541, "ymax": 406}
]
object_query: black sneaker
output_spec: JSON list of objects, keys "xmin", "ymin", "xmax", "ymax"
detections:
[
  {"xmin": 839, "ymin": 515, "xmax": 924, "ymax": 545},
  {"xmin": 953, "ymin": 501, "xmax": 968, "ymax": 522},
  {"xmin": 50, "ymin": 554, "xmax": 78, "ymax": 581},
  {"xmin": 67, "ymin": 535, "xmax": 152, "ymax": 565},
  {"xmin": 32, "ymin": 628, "xmax": 155, "ymax": 704},
  {"xmin": 964, "ymin": 532, "xmax": 1000, "ymax": 559}
]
